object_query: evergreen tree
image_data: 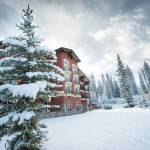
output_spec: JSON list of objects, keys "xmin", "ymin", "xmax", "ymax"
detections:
[
  {"xmin": 114, "ymin": 80, "xmax": 120, "ymax": 98},
  {"xmin": 89, "ymin": 73, "xmax": 98, "ymax": 104},
  {"xmin": 101, "ymin": 74, "xmax": 107, "ymax": 99},
  {"xmin": 0, "ymin": 5, "xmax": 64, "ymax": 150},
  {"xmin": 126, "ymin": 66, "xmax": 138, "ymax": 95},
  {"xmin": 97, "ymin": 80, "xmax": 103, "ymax": 99},
  {"xmin": 143, "ymin": 62, "xmax": 150, "ymax": 87},
  {"xmin": 139, "ymin": 72, "xmax": 148, "ymax": 94},
  {"xmin": 141, "ymin": 68, "xmax": 149, "ymax": 89},
  {"xmin": 109, "ymin": 74, "xmax": 116, "ymax": 98},
  {"xmin": 116, "ymin": 54, "xmax": 133, "ymax": 106},
  {"xmin": 106, "ymin": 73, "xmax": 113, "ymax": 99}
]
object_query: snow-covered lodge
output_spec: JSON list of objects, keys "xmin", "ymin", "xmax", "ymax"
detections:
[
  {"xmin": 51, "ymin": 47, "xmax": 91, "ymax": 113},
  {"xmin": 0, "ymin": 43, "xmax": 91, "ymax": 115}
]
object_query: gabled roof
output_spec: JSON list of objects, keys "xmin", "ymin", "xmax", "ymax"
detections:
[
  {"xmin": 55, "ymin": 47, "xmax": 81, "ymax": 62},
  {"xmin": 79, "ymin": 68, "xmax": 90, "ymax": 83}
]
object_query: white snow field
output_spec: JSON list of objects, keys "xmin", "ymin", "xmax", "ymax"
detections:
[
  {"xmin": 1, "ymin": 107, "xmax": 150, "ymax": 150},
  {"xmin": 41, "ymin": 108, "xmax": 150, "ymax": 150}
]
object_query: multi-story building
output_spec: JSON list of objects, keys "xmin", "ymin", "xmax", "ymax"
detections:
[
  {"xmin": 0, "ymin": 43, "xmax": 91, "ymax": 114},
  {"xmin": 50, "ymin": 47, "xmax": 91, "ymax": 113}
]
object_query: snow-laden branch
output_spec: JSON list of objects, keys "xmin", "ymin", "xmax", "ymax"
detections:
[
  {"xmin": 0, "ymin": 81, "xmax": 47, "ymax": 99},
  {"xmin": 13, "ymin": 111, "xmax": 36, "ymax": 125},
  {"xmin": 3, "ymin": 37, "xmax": 27, "ymax": 47},
  {"xmin": 0, "ymin": 67, "xmax": 14, "ymax": 72},
  {"xmin": 27, "ymin": 45, "xmax": 55, "ymax": 54},
  {"xmin": 0, "ymin": 57, "xmax": 27, "ymax": 64},
  {"xmin": 26, "ymin": 72, "xmax": 64, "ymax": 82},
  {"xmin": 0, "ymin": 113, "xmax": 13, "ymax": 126}
]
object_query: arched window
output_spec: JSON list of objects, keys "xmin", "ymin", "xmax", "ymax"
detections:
[
  {"xmin": 65, "ymin": 85, "xmax": 71, "ymax": 94},
  {"xmin": 72, "ymin": 64, "xmax": 77, "ymax": 74},
  {"xmin": 74, "ymin": 87, "xmax": 79, "ymax": 95},
  {"xmin": 67, "ymin": 100, "xmax": 72, "ymax": 111},
  {"xmin": 64, "ymin": 59, "xmax": 70, "ymax": 71}
]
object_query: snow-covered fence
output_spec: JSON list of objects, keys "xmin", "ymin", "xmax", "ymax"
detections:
[{"xmin": 36, "ymin": 110, "xmax": 83, "ymax": 119}]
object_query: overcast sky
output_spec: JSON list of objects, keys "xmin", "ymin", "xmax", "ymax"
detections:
[{"xmin": 0, "ymin": 0, "xmax": 150, "ymax": 84}]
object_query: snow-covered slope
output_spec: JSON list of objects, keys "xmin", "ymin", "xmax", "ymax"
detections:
[
  {"xmin": 41, "ymin": 108, "xmax": 150, "ymax": 150},
  {"xmin": 1, "ymin": 107, "xmax": 150, "ymax": 150}
]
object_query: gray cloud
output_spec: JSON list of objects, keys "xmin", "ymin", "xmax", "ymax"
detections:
[{"xmin": 0, "ymin": 0, "xmax": 150, "ymax": 84}]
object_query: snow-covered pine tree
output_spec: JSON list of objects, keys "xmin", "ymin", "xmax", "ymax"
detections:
[
  {"xmin": 126, "ymin": 66, "xmax": 138, "ymax": 95},
  {"xmin": 116, "ymin": 54, "xmax": 133, "ymax": 107},
  {"xmin": 141, "ymin": 68, "xmax": 149, "ymax": 89},
  {"xmin": 0, "ymin": 5, "xmax": 64, "ymax": 150},
  {"xmin": 89, "ymin": 73, "xmax": 98, "ymax": 105},
  {"xmin": 143, "ymin": 62, "xmax": 150, "ymax": 87},
  {"xmin": 139, "ymin": 72, "xmax": 148, "ymax": 94},
  {"xmin": 109, "ymin": 74, "xmax": 115, "ymax": 98},
  {"xmin": 105, "ymin": 73, "xmax": 113, "ymax": 99},
  {"xmin": 97, "ymin": 80, "xmax": 103, "ymax": 99},
  {"xmin": 114, "ymin": 80, "xmax": 120, "ymax": 98},
  {"xmin": 101, "ymin": 74, "xmax": 107, "ymax": 99}
]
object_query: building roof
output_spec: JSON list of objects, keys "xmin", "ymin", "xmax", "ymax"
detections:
[
  {"xmin": 55, "ymin": 47, "xmax": 81, "ymax": 62},
  {"xmin": 79, "ymin": 68, "xmax": 90, "ymax": 83}
]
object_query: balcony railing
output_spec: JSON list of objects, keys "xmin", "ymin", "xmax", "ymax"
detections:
[
  {"xmin": 81, "ymin": 94, "xmax": 90, "ymax": 99},
  {"xmin": 74, "ymin": 92, "xmax": 80, "ymax": 95},
  {"xmin": 80, "ymin": 86, "xmax": 85, "ymax": 91},
  {"xmin": 65, "ymin": 78, "xmax": 71, "ymax": 82},
  {"xmin": 65, "ymin": 91, "xmax": 72, "ymax": 94}
]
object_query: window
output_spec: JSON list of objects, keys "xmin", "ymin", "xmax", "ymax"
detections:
[
  {"xmin": 65, "ymin": 86, "xmax": 71, "ymax": 94},
  {"xmin": 67, "ymin": 100, "xmax": 72, "ymax": 111},
  {"xmin": 65, "ymin": 74, "xmax": 71, "ymax": 82},
  {"xmin": 64, "ymin": 59, "xmax": 70, "ymax": 71},
  {"xmin": 74, "ymin": 87, "xmax": 79, "ymax": 95},
  {"xmin": 74, "ymin": 78, "xmax": 78, "ymax": 84},
  {"xmin": 76, "ymin": 101, "xmax": 80, "ymax": 111},
  {"xmin": 72, "ymin": 64, "xmax": 77, "ymax": 74}
]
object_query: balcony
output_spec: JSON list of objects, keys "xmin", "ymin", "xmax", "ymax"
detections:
[
  {"xmin": 65, "ymin": 91, "xmax": 73, "ymax": 96},
  {"xmin": 80, "ymin": 86, "xmax": 85, "ymax": 93},
  {"xmin": 74, "ymin": 92, "xmax": 81, "ymax": 98},
  {"xmin": 81, "ymin": 93, "xmax": 90, "ymax": 100}
]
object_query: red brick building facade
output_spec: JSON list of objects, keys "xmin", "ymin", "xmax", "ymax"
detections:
[
  {"xmin": 0, "ymin": 43, "xmax": 91, "ymax": 114},
  {"xmin": 50, "ymin": 47, "xmax": 91, "ymax": 113}
]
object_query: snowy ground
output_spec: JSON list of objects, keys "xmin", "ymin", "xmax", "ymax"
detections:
[
  {"xmin": 41, "ymin": 106, "xmax": 150, "ymax": 150},
  {"xmin": 1, "ymin": 106, "xmax": 150, "ymax": 150}
]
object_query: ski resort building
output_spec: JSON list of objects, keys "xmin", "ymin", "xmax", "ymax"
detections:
[{"xmin": 50, "ymin": 47, "xmax": 91, "ymax": 113}]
